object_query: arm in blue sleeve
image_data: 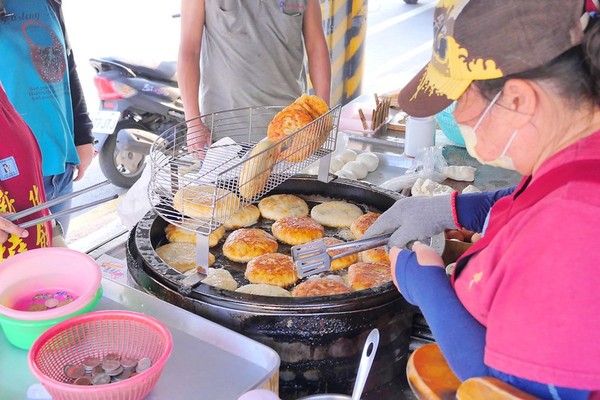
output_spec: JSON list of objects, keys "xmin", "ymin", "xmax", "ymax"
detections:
[
  {"xmin": 397, "ymin": 251, "xmax": 592, "ymax": 399},
  {"xmin": 395, "ymin": 251, "xmax": 489, "ymax": 380},
  {"xmin": 455, "ymin": 186, "xmax": 516, "ymax": 232}
]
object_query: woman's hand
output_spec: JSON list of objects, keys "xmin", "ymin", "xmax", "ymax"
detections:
[
  {"xmin": 0, "ymin": 216, "xmax": 28, "ymax": 244},
  {"xmin": 389, "ymin": 241, "xmax": 445, "ymax": 303}
]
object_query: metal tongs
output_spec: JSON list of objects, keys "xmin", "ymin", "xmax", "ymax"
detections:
[
  {"xmin": 291, "ymin": 232, "xmax": 392, "ymax": 278},
  {"xmin": 5, "ymin": 180, "xmax": 118, "ymax": 229}
]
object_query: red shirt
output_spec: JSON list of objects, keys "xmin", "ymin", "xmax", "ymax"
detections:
[
  {"xmin": 454, "ymin": 131, "xmax": 600, "ymax": 389},
  {"xmin": 0, "ymin": 86, "xmax": 52, "ymax": 260}
]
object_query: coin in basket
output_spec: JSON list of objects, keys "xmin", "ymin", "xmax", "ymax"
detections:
[
  {"xmin": 101, "ymin": 359, "xmax": 121, "ymax": 372},
  {"xmin": 104, "ymin": 353, "xmax": 121, "ymax": 361},
  {"xmin": 136, "ymin": 357, "xmax": 152, "ymax": 373},
  {"xmin": 105, "ymin": 366, "xmax": 124, "ymax": 377},
  {"xmin": 83, "ymin": 356, "xmax": 102, "ymax": 371},
  {"xmin": 44, "ymin": 298, "xmax": 59, "ymax": 309},
  {"xmin": 112, "ymin": 368, "xmax": 132, "ymax": 382},
  {"xmin": 64, "ymin": 364, "xmax": 85, "ymax": 379},
  {"xmin": 74, "ymin": 376, "xmax": 93, "ymax": 386},
  {"xmin": 91, "ymin": 372, "xmax": 111, "ymax": 385},
  {"xmin": 120, "ymin": 357, "xmax": 138, "ymax": 370},
  {"xmin": 91, "ymin": 364, "xmax": 104, "ymax": 376}
]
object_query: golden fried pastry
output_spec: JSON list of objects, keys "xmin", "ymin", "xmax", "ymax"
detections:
[
  {"xmin": 267, "ymin": 103, "xmax": 314, "ymax": 143},
  {"xmin": 321, "ymin": 237, "xmax": 358, "ymax": 271},
  {"xmin": 223, "ymin": 204, "xmax": 261, "ymax": 230},
  {"xmin": 272, "ymin": 216, "xmax": 324, "ymax": 245},
  {"xmin": 258, "ymin": 194, "xmax": 309, "ymax": 220},
  {"xmin": 310, "ymin": 201, "xmax": 364, "ymax": 228},
  {"xmin": 165, "ymin": 224, "xmax": 225, "ymax": 247},
  {"xmin": 347, "ymin": 262, "xmax": 392, "ymax": 291},
  {"xmin": 222, "ymin": 228, "xmax": 278, "ymax": 263},
  {"xmin": 294, "ymin": 94, "xmax": 329, "ymax": 119},
  {"xmin": 350, "ymin": 212, "xmax": 382, "ymax": 239},
  {"xmin": 235, "ymin": 284, "xmax": 292, "ymax": 297},
  {"xmin": 173, "ymin": 185, "xmax": 240, "ymax": 221},
  {"xmin": 155, "ymin": 242, "xmax": 215, "ymax": 273},
  {"xmin": 201, "ymin": 268, "xmax": 239, "ymax": 291},
  {"xmin": 292, "ymin": 277, "xmax": 352, "ymax": 297},
  {"xmin": 358, "ymin": 246, "xmax": 390, "ymax": 266},
  {"xmin": 245, "ymin": 253, "xmax": 298, "ymax": 288},
  {"xmin": 238, "ymin": 138, "xmax": 279, "ymax": 200}
]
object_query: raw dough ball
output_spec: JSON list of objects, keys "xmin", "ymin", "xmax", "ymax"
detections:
[
  {"xmin": 342, "ymin": 160, "xmax": 368, "ymax": 179},
  {"xmin": 355, "ymin": 152, "xmax": 379, "ymax": 172},
  {"xmin": 338, "ymin": 149, "xmax": 357, "ymax": 163},
  {"xmin": 201, "ymin": 268, "xmax": 239, "ymax": 291},
  {"xmin": 335, "ymin": 169, "xmax": 357, "ymax": 180},
  {"xmin": 329, "ymin": 157, "xmax": 345, "ymax": 173}
]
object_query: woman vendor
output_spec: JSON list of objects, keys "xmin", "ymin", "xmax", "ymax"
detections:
[{"xmin": 364, "ymin": 0, "xmax": 600, "ymax": 398}]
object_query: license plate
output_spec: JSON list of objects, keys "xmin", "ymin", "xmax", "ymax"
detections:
[{"xmin": 91, "ymin": 111, "xmax": 121, "ymax": 134}]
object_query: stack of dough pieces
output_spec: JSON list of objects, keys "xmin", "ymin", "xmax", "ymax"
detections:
[{"xmin": 267, "ymin": 95, "xmax": 331, "ymax": 162}]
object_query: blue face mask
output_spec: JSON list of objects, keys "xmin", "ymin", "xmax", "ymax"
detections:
[{"xmin": 457, "ymin": 91, "xmax": 519, "ymax": 170}]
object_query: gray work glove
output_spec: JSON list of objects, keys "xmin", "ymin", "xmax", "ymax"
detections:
[{"xmin": 363, "ymin": 194, "xmax": 457, "ymax": 248}]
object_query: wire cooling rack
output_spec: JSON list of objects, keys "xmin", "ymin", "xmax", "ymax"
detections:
[{"xmin": 149, "ymin": 105, "xmax": 341, "ymax": 235}]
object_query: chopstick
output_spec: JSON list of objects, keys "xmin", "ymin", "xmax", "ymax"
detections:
[
  {"xmin": 358, "ymin": 109, "xmax": 368, "ymax": 130},
  {"xmin": 17, "ymin": 194, "xmax": 119, "ymax": 229},
  {"xmin": 6, "ymin": 180, "xmax": 110, "ymax": 222}
]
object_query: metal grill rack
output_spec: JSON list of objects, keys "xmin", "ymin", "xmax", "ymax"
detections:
[{"xmin": 149, "ymin": 105, "xmax": 341, "ymax": 238}]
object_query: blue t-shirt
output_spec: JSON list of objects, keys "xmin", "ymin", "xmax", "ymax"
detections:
[{"xmin": 0, "ymin": 0, "xmax": 78, "ymax": 176}]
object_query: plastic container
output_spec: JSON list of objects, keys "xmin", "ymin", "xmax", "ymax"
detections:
[
  {"xmin": 0, "ymin": 286, "xmax": 102, "ymax": 350},
  {"xmin": 28, "ymin": 310, "xmax": 173, "ymax": 400},
  {"xmin": 435, "ymin": 102, "xmax": 465, "ymax": 147},
  {"xmin": 0, "ymin": 248, "xmax": 103, "ymax": 349}
]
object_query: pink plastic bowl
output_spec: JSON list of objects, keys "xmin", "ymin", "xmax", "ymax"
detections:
[
  {"xmin": 28, "ymin": 310, "xmax": 173, "ymax": 400},
  {"xmin": 0, "ymin": 248, "xmax": 102, "ymax": 321}
]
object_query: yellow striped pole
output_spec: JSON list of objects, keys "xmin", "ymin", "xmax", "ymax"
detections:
[{"xmin": 320, "ymin": 0, "xmax": 368, "ymax": 106}]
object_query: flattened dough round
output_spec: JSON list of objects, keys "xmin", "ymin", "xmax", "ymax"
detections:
[
  {"xmin": 258, "ymin": 194, "xmax": 308, "ymax": 220},
  {"xmin": 292, "ymin": 278, "xmax": 352, "ymax": 297},
  {"xmin": 358, "ymin": 246, "xmax": 390, "ymax": 266},
  {"xmin": 235, "ymin": 284, "xmax": 292, "ymax": 297},
  {"xmin": 223, "ymin": 204, "xmax": 260, "ymax": 230},
  {"xmin": 222, "ymin": 228, "xmax": 278, "ymax": 263},
  {"xmin": 245, "ymin": 253, "xmax": 298, "ymax": 288},
  {"xmin": 271, "ymin": 216, "xmax": 324, "ymax": 245},
  {"xmin": 350, "ymin": 212, "xmax": 381, "ymax": 239},
  {"xmin": 165, "ymin": 224, "xmax": 225, "ymax": 247},
  {"xmin": 155, "ymin": 242, "xmax": 215, "ymax": 273},
  {"xmin": 173, "ymin": 185, "xmax": 240, "ymax": 221},
  {"xmin": 322, "ymin": 237, "xmax": 358, "ymax": 271},
  {"xmin": 347, "ymin": 262, "xmax": 392, "ymax": 291},
  {"xmin": 201, "ymin": 268, "xmax": 239, "ymax": 291},
  {"xmin": 310, "ymin": 201, "xmax": 363, "ymax": 228}
]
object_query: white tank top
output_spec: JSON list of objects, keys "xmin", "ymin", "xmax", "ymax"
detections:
[{"xmin": 201, "ymin": 0, "xmax": 307, "ymax": 114}]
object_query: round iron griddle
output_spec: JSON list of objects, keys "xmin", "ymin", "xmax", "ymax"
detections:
[{"xmin": 127, "ymin": 175, "xmax": 422, "ymax": 399}]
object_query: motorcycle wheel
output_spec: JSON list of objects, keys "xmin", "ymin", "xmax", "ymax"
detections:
[{"xmin": 98, "ymin": 120, "xmax": 146, "ymax": 188}]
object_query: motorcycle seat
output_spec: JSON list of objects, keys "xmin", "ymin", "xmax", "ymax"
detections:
[{"xmin": 101, "ymin": 57, "xmax": 178, "ymax": 84}]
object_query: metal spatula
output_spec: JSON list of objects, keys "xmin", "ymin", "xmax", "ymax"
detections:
[{"xmin": 291, "ymin": 233, "xmax": 392, "ymax": 278}]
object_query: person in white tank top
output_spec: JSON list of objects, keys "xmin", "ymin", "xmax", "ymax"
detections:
[{"xmin": 177, "ymin": 0, "xmax": 331, "ymax": 150}]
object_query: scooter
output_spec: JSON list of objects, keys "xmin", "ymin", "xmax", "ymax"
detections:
[{"xmin": 89, "ymin": 57, "xmax": 184, "ymax": 188}]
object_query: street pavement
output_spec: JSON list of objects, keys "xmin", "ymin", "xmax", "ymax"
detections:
[{"xmin": 63, "ymin": 0, "xmax": 435, "ymax": 247}]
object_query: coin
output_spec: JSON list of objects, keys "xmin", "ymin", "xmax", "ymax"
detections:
[
  {"xmin": 64, "ymin": 364, "xmax": 86, "ymax": 380},
  {"xmin": 112, "ymin": 368, "xmax": 132, "ymax": 382},
  {"xmin": 105, "ymin": 366, "xmax": 124, "ymax": 377},
  {"xmin": 104, "ymin": 353, "xmax": 121, "ymax": 361},
  {"xmin": 136, "ymin": 357, "xmax": 152, "ymax": 373},
  {"xmin": 101, "ymin": 360, "xmax": 121, "ymax": 372},
  {"xmin": 44, "ymin": 298, "xmax": 59, "ymax": 309},
  {"xmin": 83, "ymin": 356, "xmax": 102, "ymax": 371},
  {"xmin": 28, "ymin": 303, "xmax": 46, "ymax": 312},
  {"xmin": 91, "ymin": 372, "xmax": 111, "ymax": 385},
  {"xmin": 91, "ymin": 365, "xmax": 104, "ymax": 376},
  {"xmin": 119, "ymin": 357, "xmax": 138, "ymax": 370},
  {"xmin": 74, "ymin": 376, "xmax": 93, "ymax": 385}
]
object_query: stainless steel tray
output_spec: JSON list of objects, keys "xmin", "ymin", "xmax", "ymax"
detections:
[{"xmin": 0, "ymin": 278, "xmax": 280, "ymax": 399}]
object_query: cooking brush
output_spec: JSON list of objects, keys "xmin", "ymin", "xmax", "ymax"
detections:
[{"xmin": 291, "ymin": 233, "xmax": 391, "ymax": 278}]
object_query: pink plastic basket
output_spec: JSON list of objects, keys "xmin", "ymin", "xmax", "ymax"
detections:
[{"xmin": 28, "ymin": 310, "xmax": 173, "ymax": 400}]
